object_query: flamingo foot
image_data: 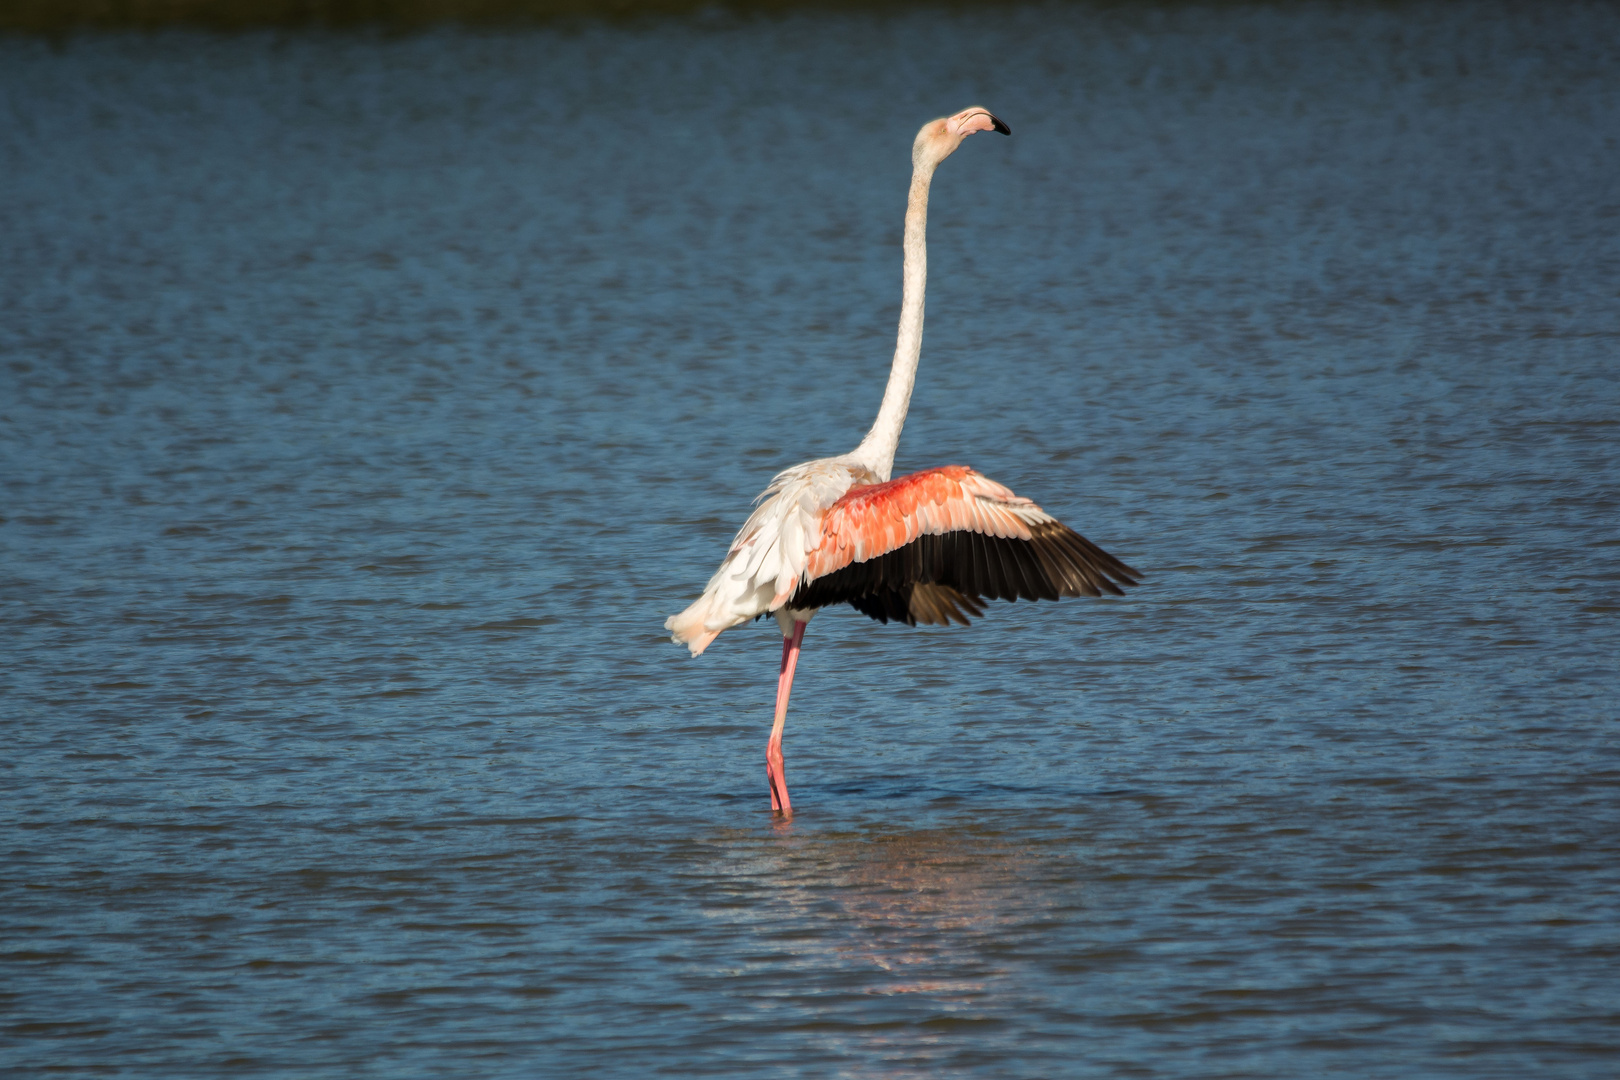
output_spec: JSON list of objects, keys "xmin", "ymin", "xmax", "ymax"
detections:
[{"xmin": 767, "ymin": 741, "xmax": 791, "ymax": 816}]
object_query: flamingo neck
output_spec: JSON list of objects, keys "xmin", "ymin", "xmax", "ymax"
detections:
[{"xmin": 852, "ymin": 161, "xmax": 935, "ymax": 482}]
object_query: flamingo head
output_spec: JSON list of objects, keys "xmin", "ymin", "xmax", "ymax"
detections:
[{"xmin": 913, "ymin": 107, "xmax": 1011, "ymax": 171}]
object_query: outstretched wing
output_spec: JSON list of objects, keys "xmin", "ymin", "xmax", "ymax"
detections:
[{"xmin": 787, "ymin": 465, "xmax": 1140, "ymax": 625}]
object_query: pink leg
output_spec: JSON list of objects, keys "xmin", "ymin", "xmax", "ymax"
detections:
[{"xmin": 767, "ymin": 620, "xmax": 807, "ymax": 815}]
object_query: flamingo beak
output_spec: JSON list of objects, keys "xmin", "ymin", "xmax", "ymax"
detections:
[{"xmin": 951, "ymin": 110, "xmax": 1012, "ymax": 139}]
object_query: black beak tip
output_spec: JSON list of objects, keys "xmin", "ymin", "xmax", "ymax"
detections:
[{"xmin": 990, "ymin": 114, "xmax": 1011, "ymax": 136}]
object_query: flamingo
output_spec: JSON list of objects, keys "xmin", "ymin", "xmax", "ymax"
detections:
[{"xmin": 666, "ymin": 107, "xmax": 1141, "ymax": 815}]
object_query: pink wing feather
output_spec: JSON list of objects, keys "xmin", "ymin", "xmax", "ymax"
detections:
[{"xmin": 804, "ymin": 466, "xmax": 1044, "ymax": 581}]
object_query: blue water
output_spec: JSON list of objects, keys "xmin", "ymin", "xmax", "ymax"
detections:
[{"xmin": 3, "ymin": 3, "xmax": 1619, "ymax": 1076}]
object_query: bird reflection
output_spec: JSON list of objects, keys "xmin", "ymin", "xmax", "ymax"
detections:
[{"xmin": 709, "ymin": 825, "xmax": 1058, "ymax": 1001}]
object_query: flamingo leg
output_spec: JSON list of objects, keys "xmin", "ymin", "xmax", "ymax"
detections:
[{"xmin": 767, "ymin": 619, "xmax": 807, "ymax": 815}]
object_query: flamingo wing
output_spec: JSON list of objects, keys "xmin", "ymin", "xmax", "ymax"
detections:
[{"xmin": 789, "ymin": 465, "xmax": 1140, "ymax": 626}]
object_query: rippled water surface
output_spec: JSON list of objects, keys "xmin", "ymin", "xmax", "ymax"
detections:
[{"xmin": 4, "ymin": 4, "xmax": 1619, "ymax": 1076}]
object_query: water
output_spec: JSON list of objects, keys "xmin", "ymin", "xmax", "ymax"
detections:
[{"xmin": 3, "ymin": 4, "xmax": 1618, "ymax": 1075}]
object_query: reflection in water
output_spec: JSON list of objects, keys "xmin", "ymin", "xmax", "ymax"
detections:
[
  {"xmin": 830, "ymin": 832, "xmax": 1032, "ymax": 998},
  {"xmin": 702, "ymin": 825, "xmax": 1068, "ymax": 1069}
]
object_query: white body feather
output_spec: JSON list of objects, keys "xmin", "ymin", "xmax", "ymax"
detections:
[{"xmin": 664, "ymin": 456, "xmax": 875, "ymax": 656}]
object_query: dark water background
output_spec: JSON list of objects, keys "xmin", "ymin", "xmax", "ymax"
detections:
[{"xmin": 4, "ymin": 3, "xmax": 1619, "ymax": 1075}]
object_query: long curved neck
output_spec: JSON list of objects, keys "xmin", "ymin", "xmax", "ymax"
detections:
[{"xmin": 851, "ymin": 161, "xmax": 937, "ymax": 482}]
